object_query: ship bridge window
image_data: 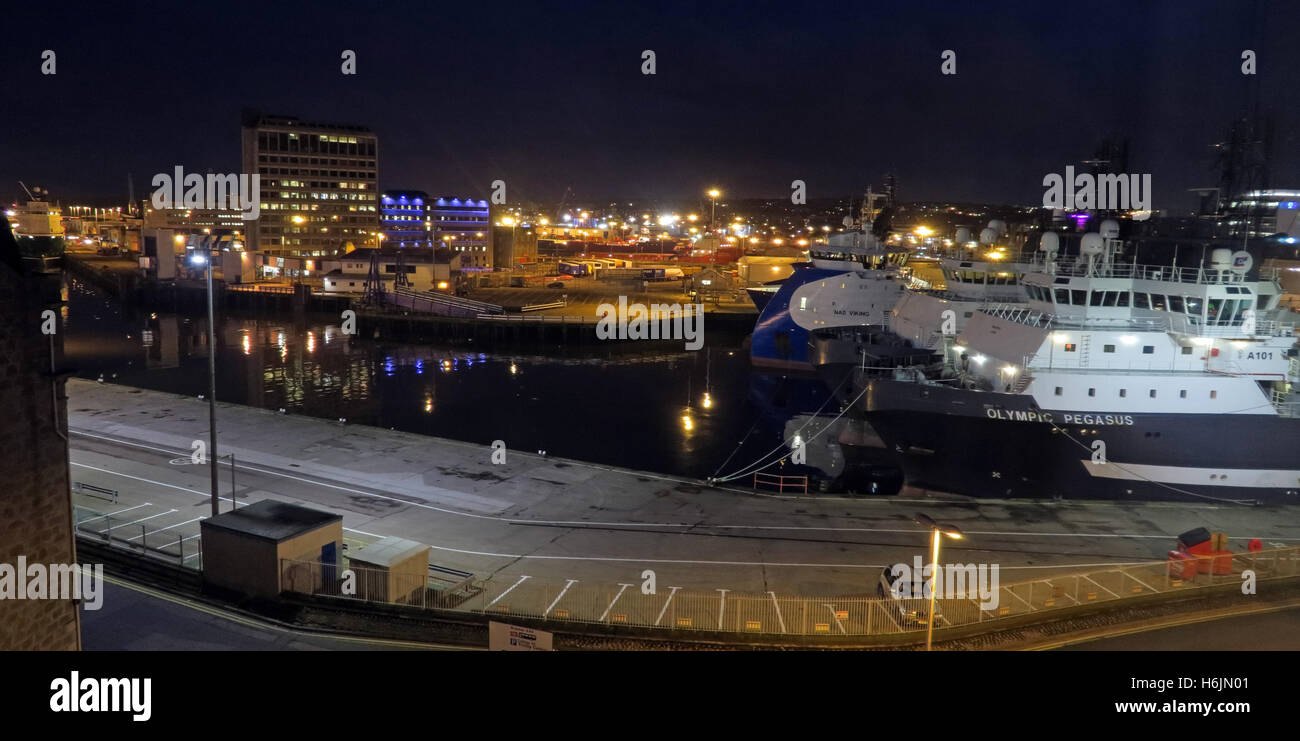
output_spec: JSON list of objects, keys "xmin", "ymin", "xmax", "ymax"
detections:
[
  {"xmin": 1103, "ymin": 344, "xmax": 1116, "ymax": 353},
  {"xmin": 1168, "ymin": 296, "xmax": 1185, "ymax": 312},
  {"xmin": 1143, "ymin": 345, "xmax": 1155, "ymax": 354},
  {"xmin": 1090, "ymin": 291, "xmax": 1105, "ymax": 306},
  {"xmin": 1064, "ymin": 343, "xmax": 1077, "ymax": 352},
  {"xmin": 1150, "ymin": 294, "xmax": 1167, "ymax": 311},
  {"xmin": 1257, "ymin": 295, "xmax": 1271, "ymax": 309},
  {"xmin": 1184, "ymin": 297, "xmax": 1203, "ymax": 315},
  {"xmin": 1055, "ymin": 288, "xmax": 1069, "ymax": 304},
  {"xmin": 1103, "ymin": 292, "xmax": 1121, "ymax": 307},
  {"xmin": 1072, "ymin": 290, "xmax": 1086, "ymax": 305},
  {"xmin": 1116, "ymin": 291, "xmax": 1130, "ymax": 307},
  {"xmin": 1181, "ymin": 346, "xmax": 1193, "ymax": 355},
  {"xmin": 1134, "ymin": 293, "xmax": 1150, "ymax": 309}
]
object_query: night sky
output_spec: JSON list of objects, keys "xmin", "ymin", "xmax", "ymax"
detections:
[{"xmin": 4, "ymin": 0, "xmax": 1299, "ymax": 209}]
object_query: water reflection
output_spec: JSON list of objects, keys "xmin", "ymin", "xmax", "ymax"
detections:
[{"xmin": 64, "ymin": 278, "xmax": 852, "ymax": 480}]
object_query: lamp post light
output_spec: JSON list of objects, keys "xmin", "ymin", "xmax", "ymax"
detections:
[
  {"xmin": 914, "ymin": 512, "xmax": 963, "ymax": 651},
  {"xmin": 707, "ymin": 188, "xmax": 720, "ymax": 232},
  {"xmin": 189, "ymin": 245, "xmax": 221, "ymax": 517}
]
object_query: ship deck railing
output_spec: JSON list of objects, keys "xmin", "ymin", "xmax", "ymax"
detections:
[
  {"xmin": 1270, "ymin": 391, "xmax": 1300, "ymax": 417},
  {"xmin": 981, "ymin": 304, "xmax": 1298, "ymax": 339},
  {"xmin": 1045, "ymin": 257, "xmax": 1280, "ymax": 285}
]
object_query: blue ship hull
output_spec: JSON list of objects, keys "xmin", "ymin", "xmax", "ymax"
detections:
[{"xmin": 749, "ymin": 263, "xmax": 849, "ymax": 371}]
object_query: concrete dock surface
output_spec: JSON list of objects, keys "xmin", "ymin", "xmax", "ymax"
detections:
[{"xmin": 67, "ymin": 379, "xmax": 1300, "ymax": 598}]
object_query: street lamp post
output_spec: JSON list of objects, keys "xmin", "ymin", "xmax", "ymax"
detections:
[
  {"xmin": 191, "ymin": 245, "xmax": 221, "ymax": 517},
  {"xmin": 707, "ymin": 189, "xmax": 720, "ymax": 232},
  {"xmin": 914, "ymin": 512, "xmax": 964, "ymax": 651}
]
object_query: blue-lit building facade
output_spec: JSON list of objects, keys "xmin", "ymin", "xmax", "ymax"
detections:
[
  {"xmin": 380, "ymin": 190, "xmax": 432, "ymax": 248},
  {"xmin": 430, "ymin": 197, "xmax": 492, "ymax": 270}
]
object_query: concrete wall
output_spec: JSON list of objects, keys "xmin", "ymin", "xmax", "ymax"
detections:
[
  {"xmin": 0, "ymin": 252, "xmax": 80, "ymax": 650},
  {"xmin": 200, "ymin": 528, "xmax": 280, "ymax": 598}
]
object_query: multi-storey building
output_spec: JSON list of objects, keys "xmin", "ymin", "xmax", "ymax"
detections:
[
  {"xmin": 380, "ymin": 190, "xmax": 432, "ymax": 248},
  {"xmin": 429, "ymin": 197, "xmax": 492, "ymax": 270},
  {"xmin": 240, "ymin": 111, "xmax": 379, "ymax": 258}
]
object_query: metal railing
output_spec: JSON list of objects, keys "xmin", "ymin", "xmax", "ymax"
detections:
[
  {"xmin": 279, "ymin": 544, "xmax": 1300, "ymax": 639},
  {"xmin": 753, "ymin": 472, "xmax": 809, "ymax": 494},
  {"xmin": 73, "ymin": 504, "xmax": 202, "ymax": 569}
]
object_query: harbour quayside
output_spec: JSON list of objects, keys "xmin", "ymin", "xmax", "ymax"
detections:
[{"xmin": 862, "ymin": 227, "xmax": 1300, "ymax": 504}]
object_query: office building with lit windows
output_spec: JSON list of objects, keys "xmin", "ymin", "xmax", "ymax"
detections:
[
  {"xmin": 380, "ymin": 190, "xmax": 432, "ymax": 248},
  {"xmin": 240, "ymin": 111, "xmax": 379, "ymax": 258},
  {"xmin": 429, "ymin": 197, "xmax": 492, "ymax": 270}
]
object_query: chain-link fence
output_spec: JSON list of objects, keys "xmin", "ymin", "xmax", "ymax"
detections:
[{"xmin": 279, "ymin": 545, "xmax": 1300, "ymax": 638}]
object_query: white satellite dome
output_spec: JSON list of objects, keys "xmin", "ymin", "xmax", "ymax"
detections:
[
  {"xmin": 979, "ymin": 228, "xmax": 997, "ymax": 245},
  {"xmin": 842, "ymin": 215, "xmax": 854, "ymax": 227},
  {"xmin": 1099, "ymin": 219, "xmax": 1120, "ymax": 239},
  {"xmin": 1229, "ymin": 250, "xmax": 1254, "ymax": 274},
  {"xmin": 1039, "ymin": 231, "xmax": 1059, "ymax": 253},
  {"xmin": 955, "ymin": 227, "xmax": 972, "ymax": 244},
  {"xmin": 1080, "ymin": 233, "xmax": 1104, "ymax": 256},
  {"xmin": 1209, "ymin": 248, "xmax": 1233, "ymax": 269},
  {"xmin": 988, "ymin": 219, "xmax": 1008, "ymax": 236}
]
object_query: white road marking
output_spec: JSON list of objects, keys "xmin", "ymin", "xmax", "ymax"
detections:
[
  {"xmin": 75, "ymin": 502, "xmax": 152, "ymax": 524},
  {"xmin": 768, "ymin": 591, "xmax": 787, "ymax": 633},
  {"xmin": 599, "ymin": 584, "xmax": 632, "ymax": 622},
  {"xmin": 484, "ymin": 575, "xmax": 531, "ymax": 609},
  {"xmin": 126, "ymin": 516, "xmax": 203, "ymax": 541},
  {"xmin": 72, "ymin": 462, "xmax": 206, "ymax": 496},
  {"xmin": 99, "ymin": 509, "xmax": 178, "ymax": 533},
  {"xmin": 544, "ymin": 579, "xmax": 578, "ymax": 616}
]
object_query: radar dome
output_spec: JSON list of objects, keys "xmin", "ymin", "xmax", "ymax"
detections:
[
  {"xmin": 1039, "ymin": 231, "xmax": 1059, "ymax": 253},
  {"xmin": 979, "ymin": 228, "xmax": 997, "ymax": 245},
  {"xmin": 1080, "ymin": 233, "xmax": 1104, "ymax": 256},
  {"xmin": 841, "ymin": 216, "xmax": 854, "ymax": 227},
  {"xmin": 1209, "ymin": 248, "xmax": 1233, "ymax": 268},
  {"xmin": 988, "ymin": 219, "xmax": 1008, "ymax": 236},
  {"xmin": 1229, "ymin": 250, "xmax": 1254, "ymax": 274},
  {"xmin": 1099, "ymin": 219, "xmax": 1120, "ymax": 239},
  {"xmin": 955, "ymin": 227, "xmax": 972, "ymax": 244}
]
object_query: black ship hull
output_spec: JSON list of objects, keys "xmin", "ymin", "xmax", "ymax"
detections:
[{"xmin": 864, "ymin": 379, "xmax": 1300, "ymax": 505}]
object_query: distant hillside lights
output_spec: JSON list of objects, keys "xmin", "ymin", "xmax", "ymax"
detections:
[
  {"xmin": 151, "ymin": 166, "xmax": 261, "ymax": 220},
  {"xmin": 1042, "ymin": 166, "xmax": 1152, "ymax": 220},
  {"xmin": 596, "ymin": 297, "xmax": 704, "ymax": 350}
]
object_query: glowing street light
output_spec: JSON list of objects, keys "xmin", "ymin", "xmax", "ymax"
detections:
[{"xmin": 914, "ymin": 513, "xmax": 964, "ymax": 651}]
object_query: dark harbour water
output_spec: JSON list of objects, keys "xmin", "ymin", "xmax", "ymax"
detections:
[{"xmin": 62, "ymin": 278, "xmax": 838, "ymax": 481}]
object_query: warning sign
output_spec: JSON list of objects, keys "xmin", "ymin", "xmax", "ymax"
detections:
[{"xmin": 489, "ymin": 621, "xmax": 554, "ymax": 651}]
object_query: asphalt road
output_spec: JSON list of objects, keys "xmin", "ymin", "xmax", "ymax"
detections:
[
  {"xmin": 80, "ymin": 579, "xmax": 460, "ymax": 651},
  {"xmin": 1058, "ymin": 603, "xmax": 1300, "ymax": 650}
]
